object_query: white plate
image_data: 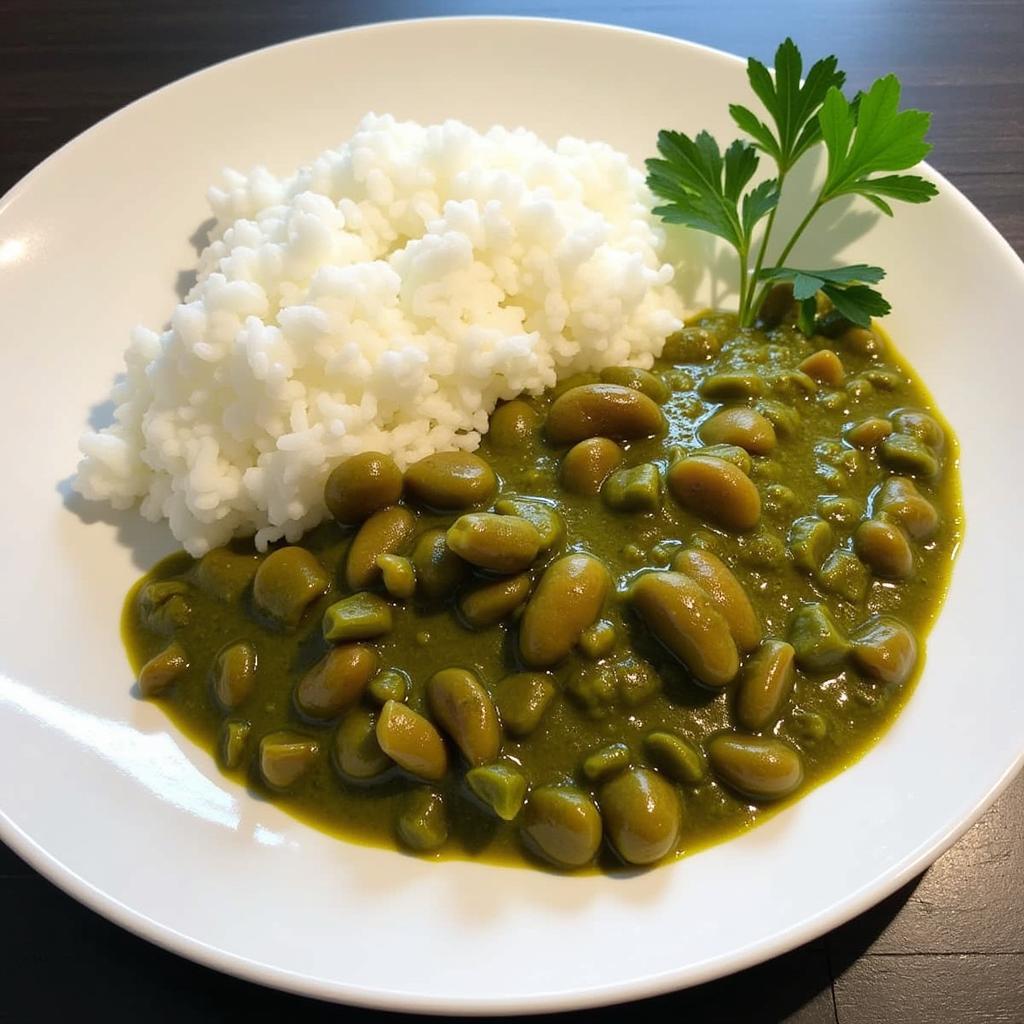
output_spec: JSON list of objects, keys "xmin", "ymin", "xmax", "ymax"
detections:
[{"xmin": 1, "ymin": 16, "xmax": 1022, "ymax": 1015}]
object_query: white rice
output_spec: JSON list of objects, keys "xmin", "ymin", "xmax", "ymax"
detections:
[{"xmin": 74, "ymin": 114, "xmax": 684, "ymax": 556}]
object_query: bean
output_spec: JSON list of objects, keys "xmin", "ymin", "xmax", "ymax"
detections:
[
  {"xmin": 567, "ymin": 662, "xmax": 615, "ymax": 716},
  {"xmin": 324, "ymin": 452, "xmax": 403, "ymax": 525},
  {"xmin": 855, "ymin": 519, "xmax": 914, "ymax": 579},
  {"xmin": 493, "ymin": 497, "xmax": 565, "ymax": 551},
  {"xmin": 600, "ymin": 462, "xmax": 662, "ymax": 513},
  {"xmin": 816, "ymin": 494, "xmax": 864, "ymax": 526},
  {"xmin": 560, "ymin": 437, "xmax": 623, "ymax": 495},
  {"xmin": 651, "ymin": 540, "xmax": 685, "ymax": 564},
  {"xmin": 791, "ymin": 708, "xmax": 829, "ymax": 742},
  {"xmin": 367, "ymin": 668, "xmax": 409, "ymax": 706},
  {"xmin": 259, "ymin": 731, "xmax": 319, "ymax": 789},
  {"xmin": 578, "ymin": 619, "xmax": 617, "ymax": 659},
  {"xmin": 817, "ymin": 549, "xmax": 870, "ymax": 603},
  {"xmin": 787, "ymin": 516, "xmax": 833, "ymax": 574},
  {"xmin": 582, "ymin": 742, "xmax": 632, "ymax": 782},
  {"xmin": 295, "ymin": 644, "xmax": 378, "ymax": 719},
  {"xmin": 788, "ymin": 603, "xmax": 850, "ymax": 671},
  {"xmin": 446, "ymin": 513, "xmax": 541, "ymax": 574},
  {"xmin": 692, "ymin": 444, "xmax": 753, "ymax": 475},
  {"xmin": 137, "ymin": 580, "xmax": 192, "ymax": 633},
  {"xmin": 768, "ymin": 368, "xmax": 818, "ymax": 398},
  {"xmin": 522, "ymin": 787, "xmax": 602, "ymax": 868},
  {"xmin": 756, "ymin": 283, "xmax": 796, "ymax": 327},
  {"xmin": 764, "ymin": 484, "xmax": 798, "ymax": 514},
  {"xmin": 880, "ymin": 433, "xmax": 939, "ymax": 477},
  {"xmin": 798, "ymin": 348, "xmax": 845, "ymax": 385},
  {"xmin": 411, "ymin": 527, "xmax": 470, "ymax": 601},
  {"xmin": 735, "ymin": 639, "xmax": 796, "ymax": 731},
  {"xmin": 863, "ymin": 367, "xmax": 903, "ymax": 390},
  {"xmin": 874, "ymin": 476, "xmax": 939, "ymax": 540},
  {"xmin": 466, "ymin": 763, "xmax": 527, "ymax": 821},
  {"xmin": 892, "ymin": 408, "xmax": 945, "ymax": 453},
  {"xmin": 375, "ymin": 700, "xmax": 448, "ymax": 781},
  {"xmin": 662, "ymin": 325, "xmax": 722, "ymax": 363},
  {"xmin": 667, "ymin": 455, "xmax": 761, "ymax": 531},
  {"xmin": 840, "ymin": 325, "xmax": 883, "ymax": 355},
  {"xmin": 671, "ymin": 548, "xmax": 761, "ymax": 653},
  {"xmin": 546, "ymin": 383, "xmax": 666, "ymax": 444},
  {"xmin": 614, "ymin": 659, "xmax": 663, "ymax": 708},
  {"xmin": 427, "ymin": 668, "xmax": 501, "ymax": 766},
  {"xmin": 396, "ymin": 789, "xmax": 448, "ymax": 852},
  {"xmin": 489, "ymin": 400, "xmax": 539, "ymax": 451},
  {"xmin": 458, "ymin": 573, "xmax": 532, "ymax": 629},
  {"xmin": 644, "ymin": 732, "xmax": 706, "ymax": 784},
  {"xmin": 699, "ymin": 373, "xmax": 765, "ymax": 400},
  {"xmin": 253, "ymin": 547, "xmax": 331, "ymax": 627},
  {"xmin": 755, "ymin": 399, "xmax": 801, "ymax": 438},
  {"xmin": 375, "ymin": 553, "xmax": 416, "ymax": 600},
  {"xmin": 628, "ymin": 571, "xmax": 739, "ymax": 687},
  {"xmin": 551, "ymin": 371, "xmax": 601, "ymax": 399},
  {"xmin": 600, "ymin": 366, "xmax": 669, "ymax": 403},
  {"xmin": 212, "ymin": 641, "xmax": 257, "ymax": 710},
  {"xmin": 600, "ymin": 767, "xmax": 681, "ymax": 866},
  {"xmin": 345, "ymin": 505, "xmax": 416, "ymax": 591},
  {"xmin": 845, "ymin": 417, "xmax": 892, "ymax": 449},
  {"xmin": 138, "ymin": 642, "xmax": 189, "ymax": 697},
  {"xmin": 404, "ymin": 451, "xmax": 497, "ymax": 510},
  {"xmin": 218, "ymin": 719, "xmax": 251, "ymax": 770},
  {"xmin": 699, "ymin": 407, "xmax": 777, "ymax": 455},
  {"xmin": 494, "ymin": 672, "xmax": 556, "ymax": 737},
  {"xmin": 519, "ymin": 554, "xmax": 611, "ymax": 666},
  {"xmin": 193, "ymin": 547, "xmax": 259, "ymax": 602},
  {"xmin": 333, "ymin": 708, "xmax": 391, "ymax": 779},
  {"xmin": 850, "ymin": 615, "xmax": 918, "ymax": 684},
  {"xmin": 708, "ymin": 733, "xmax": 804, "ymax": 801},
  {"xmin": 750, "ymin": 458, "xmax": 784, "ymax": 483},
  {"xmin": 846, "ymin": 377, "xmax": 875, "ymax": 401},
  {"xmin": 322, "ymin": 593, "xmax": 393, "ymax": 642},
  {"xmin": 737, "ymin": 528, "xmax": 787, "ymax": 570}
]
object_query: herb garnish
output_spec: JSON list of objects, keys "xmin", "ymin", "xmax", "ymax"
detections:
[{"xmin": 646, "ymin": 39, "xmax": 937, "ymax": 333}]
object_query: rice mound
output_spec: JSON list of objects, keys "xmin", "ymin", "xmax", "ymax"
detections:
[{"xmin": 75, "ymin": 114, "xmax": 684, "ymax": 556}]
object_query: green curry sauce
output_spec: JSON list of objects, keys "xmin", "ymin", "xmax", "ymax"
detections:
[{"xmin": 123, "ymin": 312, "xmax": 962, "ymax": 871}]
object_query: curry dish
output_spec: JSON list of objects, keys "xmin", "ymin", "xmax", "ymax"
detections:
[{"xmin": 124, "ymin": 309, "xmax": 961, "ymax": 871}]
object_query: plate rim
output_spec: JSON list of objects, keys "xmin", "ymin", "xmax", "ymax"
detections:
[{"xmin": 2, "ymin": 14, "xmax": 1023, "ymax": 1015}]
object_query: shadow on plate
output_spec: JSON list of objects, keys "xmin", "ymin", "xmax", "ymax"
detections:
[
  {"xmin": 172, "ymin": 216, "xmax": 216, "ymax": 302},
  {"xmin": 57, "ymin": 474, "xmax": 178, "ymax": 571}
]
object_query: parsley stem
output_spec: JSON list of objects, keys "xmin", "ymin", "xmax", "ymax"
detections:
[
  {"xmin": 737, "ymin": 243, "xmax": 749, "ymax": 326},
  {"xmin": 741, "ymin": 169, "xmax": 787, "ymax": 326},
  {"xmin": 748, "ymin": 197, "xmax": 824, "ymax": 321}
]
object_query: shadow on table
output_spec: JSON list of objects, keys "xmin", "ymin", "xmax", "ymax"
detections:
[{"xmin": 825, "ymin": 874, "xmax": 926, "ymax": 980}]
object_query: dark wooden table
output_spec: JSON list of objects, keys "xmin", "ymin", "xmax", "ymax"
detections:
[{"xmin": 2, "ymin": 2, "xmax": 1022, "ymax": 1020}]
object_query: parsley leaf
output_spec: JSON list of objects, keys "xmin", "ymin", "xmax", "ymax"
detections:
[
  {"xmin": 823, "ymin": 283, "xmax": 891, "ymax": 325},
  {"xmin": 646, "ymin": 130, "xmax": 779, "ymax": 252},
  {"xmin": 760, "ymin": 264, "xmax": 890, "ymax": 329},
  {"xmin": 819, "ymin": 76, "xmax": 938, "ymax": 212},
  {"xmin": 729, "ymin": 38, "xmax": 846, "ymax": 173},
  {"xmin": 760, "ymin": 264, "xmax": 885, "ymax": 300}
]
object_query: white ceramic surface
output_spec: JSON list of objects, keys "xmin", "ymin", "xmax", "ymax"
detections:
[{"xmin": 0, "ymin": 17, "xmax": 1022, "ymax": 1015}]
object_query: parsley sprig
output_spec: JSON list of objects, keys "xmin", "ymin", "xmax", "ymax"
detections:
[
  {"xmin": 647, "ymin": 132, "xmax": 779, "ymax": 318},
  {"xmin": 646, "ymin": 39, "xmax": 937, "ymax": 332}
]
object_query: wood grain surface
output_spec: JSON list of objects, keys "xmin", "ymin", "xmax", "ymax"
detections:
[{"xmin": 1, "ymin": 2, "xmax": 1022, "ymax": 1020}]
